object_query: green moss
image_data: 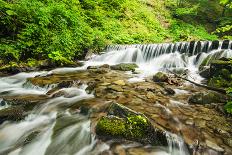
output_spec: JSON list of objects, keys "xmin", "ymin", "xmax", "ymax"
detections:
[
  {"xmin": 208, "ymin": 77, "xmax": 232, "ymax": 88},
  {"xmin": 111, "ymin": 63, "xmax": 138, "ymax": 72},
  {"xmin": 153, "ymin": 72, "xmax": 168, "ymax": 82},
  {"xmin": 96, "ymin": 116, "xmax": 126, "ymax": 137},
  {"xmin": 126, "ymin": 115, "xmax": 149, "ymax": 139},
  {"xmin": 225, "ymin": 101, "xmax": 232, "ymax": 114},
  {"xmin": 96, "ymin": 114, "xmax": 150, "ymax": 141}
]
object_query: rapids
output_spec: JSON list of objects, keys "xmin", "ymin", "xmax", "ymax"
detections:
[{"xmin": 0, "ymin": 40, "xmax": 232, "ymax": 155}]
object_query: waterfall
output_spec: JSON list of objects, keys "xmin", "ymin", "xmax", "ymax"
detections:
[{"xmin": 105, "ymin": 40, "xmax": 232, "ymax": 60}]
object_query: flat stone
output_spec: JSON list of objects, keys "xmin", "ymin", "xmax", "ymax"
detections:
[
  {"xmin": 146, "ymin": 92, "xmax": 156, "ymax": 99},
  {"xmin": 205, "ymin": 140, "xmax": 224, "ymax": 152},
  {"xmin": 107, "ymin": 85, "xmax": 124, "ymax": 92},
  {"xmin": 113, "ymin": 80, "xmax": 126, "ymax": 86}
]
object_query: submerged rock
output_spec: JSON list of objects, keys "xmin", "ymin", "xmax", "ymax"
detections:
[
  {"xmin": 152, "ymin": 72, "xmax": 168, "ymax": 83},
  {"xmin": 96, "ymin": 103, "xmax": 167, "ymax": 145},
  {"xmin": 188, "ymin": 91, "xmax": 228, "ymax": 105},
  {"xmin": 110, "ymin": 63, "xmax": 138, "ymax": 71}
]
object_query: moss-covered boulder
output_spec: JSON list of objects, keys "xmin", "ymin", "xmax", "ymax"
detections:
[
  {"xmin": 188, "ymin": 91, "xmax": 228, "ymax": 105},
  {"xmin": 152, "ymin": 72, "xmax": 169, "ymax": 82},
  {"xmin": 0, "ymin": 106, "xmax": 25, "ymax": 124},
  {"xmin": 95, "ymin": 103, "xmax": 167, "ymax": 145},
  {"xmin": 210, "ymin": 58, "xmax": 232, "ymax": 78},
  {"xmin": 110, "ymin": 63, "xmax": 138, "ymax": 72},
  {"xmin": 207, "ymin": 58, "xmax": 232, "ymax": 88}
]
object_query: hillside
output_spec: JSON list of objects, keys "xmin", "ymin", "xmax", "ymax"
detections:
[{"xmin": 0, "ymin": 0, "xmax": 231, "ymax": 65}]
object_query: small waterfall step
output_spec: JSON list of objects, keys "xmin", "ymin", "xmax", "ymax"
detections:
[{"xmin": 105, "ymin": 40, "xmax": 232, "ymax": 60}]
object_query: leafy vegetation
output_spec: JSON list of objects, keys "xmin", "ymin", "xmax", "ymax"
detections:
[
  {"xmin": 226, "ymin": 88, "xmax": 232, "ymax": 114},
  {"xmin": 0, "ymin": 0, "xmax": 231, "ymax": 65}
]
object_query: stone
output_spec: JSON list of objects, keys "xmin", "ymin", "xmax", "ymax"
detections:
[
  {"xmin": 152, "ymin": 72, "xmax": 168, "ymax": 83},
  {"xmin": 199, "ymin": 66, "xmax": 210, "ymax": 78},
  {"xmin": 0, "ymin": 106, "xmax": 24, "ymax": 124},
  {"xmin": 107, "ymin": 85, "xmax": 124, "ymax": 92},
  {"xmin": 96, "ymin": 103, "xmax": 167, "ymax": 145},
  {"xmin": 146, "ymin": 92, "xmax": 156, "ymax": 99},
  {"xmin": 188, "ymin": 91, "xmax": 228, "ymax": 105},
  {"xmin": 205, "ymin": 140, "xmax": 224, "ymax": 152},
  {"xmin": 164, "ymin": 87, "xmax": 175, "ymax": 95},
  {"xmin": 113, "ymin": 80, "xmax": 126, "ymax": 86},
  {"xmin": 110, "ymin": 63, "xmax": 138, "ymax": 71}
]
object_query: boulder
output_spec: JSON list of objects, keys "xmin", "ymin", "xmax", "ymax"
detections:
[
  {"xmin": 188, "ymin": 91, "xmax": 228, "ymax": 105},
  {"xmin": 96, "ymin": 103, "xmax": 167, "ymax": 145},
  {"xmin": 199, "ymin": 66, "xmax": 210, "ymax": 78},
  {"xmin": 210, "ymin": 58, "xmax": 232, "ymax": 78},
  {"xmin": 152, "ymin": 72, "xmax": 168, "ymax": 83},
  {"xmin": 0, "ymin": 106, "xmax": 24, "ymax": 124},
  {"xmin": 111, "ymin": 63, "xmax": 138, "ymax": 72}
]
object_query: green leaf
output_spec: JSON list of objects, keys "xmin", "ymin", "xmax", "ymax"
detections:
[{"xmin": 6, "ymin": 10, "xmax": 16, "ymax": 16}]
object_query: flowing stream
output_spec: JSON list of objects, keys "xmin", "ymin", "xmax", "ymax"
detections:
[{"xmin": 0, "ymin": 40, "xmax": 231, "ymax": 155}]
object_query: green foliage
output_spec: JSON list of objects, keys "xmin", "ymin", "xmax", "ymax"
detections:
[
  {"xmin": 169, "ymin": 20, "xmax": 218, "ymax": 41},
  {"xmin": 225, "ymin": 86, "xmax": 232, "ymax": 114},
  {"xmin": 0, "ymin": 0, "xmax": 230, "ymax": 65}
]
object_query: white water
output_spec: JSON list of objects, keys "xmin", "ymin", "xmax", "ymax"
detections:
[
  {"xmin": 0, "ymin": 41, "xmax": 231, "ymax": 155},
  {"xmin": 0, "ymin": 74, "xmax": 100, "ymax": 155}
]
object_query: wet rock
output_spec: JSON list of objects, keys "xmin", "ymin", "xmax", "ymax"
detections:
[
  {"xmin": 99, "ymin": 64, "xmax": 110, "ymax": 69},
  {"xmin": 188, "ymin": 91, "xmax": 228, "ymax": 104},
  {"xmin": 86, "ymin": 81, "xmax": 97, "ymax": 93},
  {"xmin": 146, "ymin": 92, "xmax": 156, "ymax": 99},
  {"xmin": 210, "ymin": 58, "xmax": 232, "ymax": 78},
  {"xmin": 205, "ymin": 140, "xmax": 224, "ymax": 152},
  {"xmin": 113, "ymin": 80, "xmax": 126, "ymax": 86},
  {"xmin": 87, "ymin": 66, "xmax": 98, "ymax": 70},
  {"xmin": 89, "ymin": 68, "xmax": 110, "ymax": 74},
  {"xmin": 224, "ymin": 138, "xmax": 232, "ymax": 147},
  {"xmin": 0, "ymin": 106, "xmax": 24, "ymax": 124},
  {"xmin": 107, "ymin": 85, "xmax": 124, "ymax": 92},
  {"xmin": 152, "ymin": 72, "xmax": 168, "ymax": 83},
  {"xmin": 164, "ymin": 87, "xmax": 175, "ymax": 95},
  {"xmin": 57, "ymin": 81, "xmax": 73, "ymax": 88},
  {"xmin": 111, "ymin": 63, "xmax": 138, "ymax": 72},
  {"xmin": 96, "ymin": 103, "xmax": 167, "ymax": 145},
  {"xmin": 199, "ymin": 66, "xmax": 210, "ymax": 78}
]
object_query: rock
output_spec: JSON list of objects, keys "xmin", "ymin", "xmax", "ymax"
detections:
[
  {"xmin": 111, "ymin": 63, "xmax": 138, "ymax": 72},
  {"xmin": 107, "ymin": 85, "xmax": 124, "ymax": 92},
  {"xmin": 146, "ymin": 92, "xmax": 156, "ymax": 99},
  {"xmin": 210, "ymin": 58, "xmax": 232, "ymax": 78},
  {"xmin": 0, "ymin": 106, "xmax": 24, "ymax": 124},
  {"xmin": 205, "ymin": 140, "xmax": 224, "ymax": 152},
  {"xmin": 57, "ymin": 81, "xmax": 73, "ymax": 88},
  {"xmin": 113, "ymin": 80, "xmax": 126, "ymax": 86},
  {"xmin": 188, "ymin": 91, "xmax": 228, "ymax": 104},
  {"xmin": 152, "ymin": 72, "xmax": 168, "ymax": 83},
  {"xmin": 86, "ymin": 81, "xmax": 97, "ymax": 93},
  {"xmin": 96, "ymin": 103, "xmax": 167, "ymax": 145},
  {"xmin": 99, "ymin": 64, "xmax": 110, "ymax": 69},
  {"xmin": 199, "ymin": 66, "xmax": 210, "ymax": 78},
  {"xmin": 89, "ymin": 68, "xmax": 110, "ymax": 74},
  {"xmin": 164, "ymin": 87, "xmax": 175, "ymax": 95},
  {"xmin": 87, "ymin": 66, "xmax": 98, "ymax": 70}
]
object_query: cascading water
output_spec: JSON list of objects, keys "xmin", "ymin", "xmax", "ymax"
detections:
[
  {"xmin": 87, "ymin": 40, "xmax": 232, "ymax": 83},
  {"xmin": 0, "ymin": 40, "xmax": 231, "ymax": 155}
]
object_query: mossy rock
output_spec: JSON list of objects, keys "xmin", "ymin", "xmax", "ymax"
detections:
[
  {"xmin": 199, "ymin": 50, "xmax": 225, "ymax": 71},
  {"xmin": 0, "ymin": 106, "xmax": 25, "ymax": 124},
  {"xmin": 152, "ymin": 72, "xmax": 169, "ymax": 82},
  {"xmin": 95, "ymin": 103, "xmax": 167, "ymax": 145},
  {"xmin": 208, "ymin": 76, "xmax": 232, "ymax": 88},
  {"xmin": 210, "ymin": 58, "xmax": 232, "ymax": 78},
  {"xmin": 110, "ymin": 63, "xmax": 138, "ymax": 71},
  {"xmin": 188, "ymin": 91, "xmax": 228, "ymax": 105}
]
